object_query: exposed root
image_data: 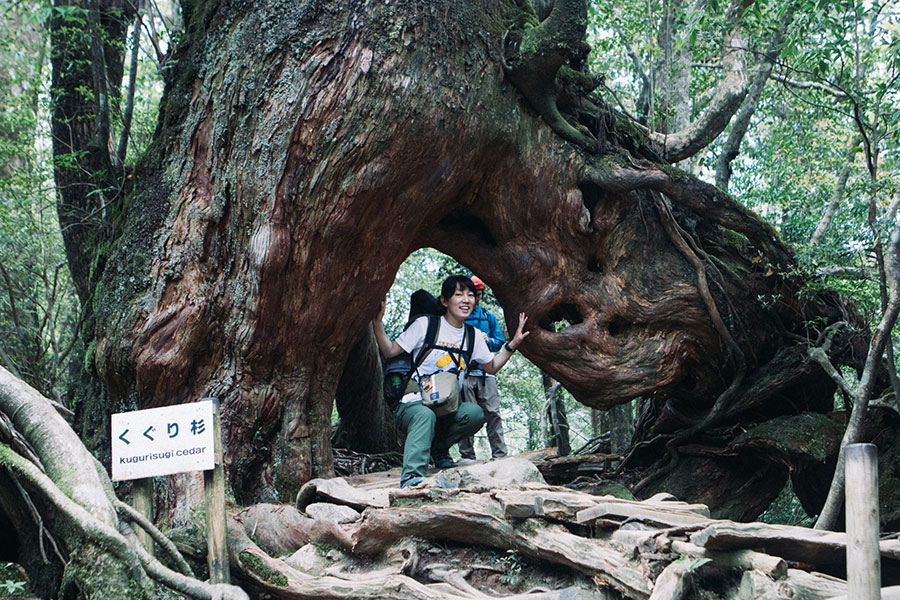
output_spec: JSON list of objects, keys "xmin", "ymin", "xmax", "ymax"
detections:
[
  {"xmin": 654, "ymin": 193, "xmax": 747, "ymax": 440},
  {"xmin": 10, "ymin": 470, "xmax": 66, "ymax": 565},
  {"xmin": 216, "ymin": 468, "xmax": 890, "ymax": 600},
  {"xmin": 115, "ymin": 499, "xmax": 196, "ymax": 577},
  {"xmin": 0, "ymin": 445, "xmax": 249, "ymax": 600}
]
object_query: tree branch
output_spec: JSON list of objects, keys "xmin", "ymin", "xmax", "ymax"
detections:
[
  {"xmin": 809, "ymin": 136, "xmax": 863, "ymax": 246},
  {"xmin": 768, "ymin": 73, "xmax": 849, "ymax": 99},
  {"xmin": 645, "ymin": 2, "xmax": 752, "ymax": 162},
  {"xmin": 117, "ymin": 0, "xmax": 142, "ymax": 165},
  {"xmin": 815, "ymin": 219, "xmax": 900, "ymax": 530},
  {"xmin": 715, "ymin": 7, "xmax": 794, "ymax": 190}
]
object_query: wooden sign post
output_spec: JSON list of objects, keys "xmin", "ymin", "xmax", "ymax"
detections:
[
  {"xmin": 845, "ymin": 443, "xmax": 881, "ymax": 600},
  {"xmin": 203, "ymin": 398, "xmax": 229, "ymax": 583},
  {"xmin": 132, "ymin": 478, "xmax": 154, "ymax": 553},
  {"xmin": 111, "ymin": 398, "xmax": 228, "ymax": 582}
]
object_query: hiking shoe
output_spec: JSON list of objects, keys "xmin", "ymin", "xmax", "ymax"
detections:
[
  {"xmin": 399, "ymin": 475, "xmax": 425, "ymax": 488},
  {"xmin": 456, "ymin": 458, "xmax": 478, "ymax": 466},
  {"xmin": 433, "ymin": 457, "xmax": 456, "ymax": 469}
]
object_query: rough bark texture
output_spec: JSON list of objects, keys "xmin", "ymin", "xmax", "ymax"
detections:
[
  {"xmin": 77, "ymin": 0, "xmax": 870, "ymax": 525},
  {"xmin": 333, "ymin": 327, "xmax": 397, "ymax": 453}
]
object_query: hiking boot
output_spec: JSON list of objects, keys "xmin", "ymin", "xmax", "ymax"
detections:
[
  {"xmin": 431, "ymin": 453, "xmax": 456, "ymax": 469},
  {"xmin": 399, "ymin": 475, "xmax": 425, "ymax": 488},
  {"xmin": 456, "ymin": 458, "xmax": 478, "ymax": 466}
]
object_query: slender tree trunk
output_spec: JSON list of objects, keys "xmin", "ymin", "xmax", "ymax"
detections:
[
  {"xmin": 808, "ymin": 137, "xmax": 862, "ymax": 245},
  {"xmin": 608, "ymin": 402, "xmax": 633, "ymax": 456},
  {"xmin": 714, "ymin": 8, "xmax": 794, "ymax": 191},
  {"xmin": 50, "ymin": 0, "xmax": 135, "ymax": 306}
]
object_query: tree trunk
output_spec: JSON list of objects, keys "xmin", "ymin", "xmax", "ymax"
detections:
[
  {"xmin": 608, "ymin": 402, "xmax": 633, "ymax": 456},
  {"xmin": 50, "ymin": 0, "xmax": 135, "ymax": 306},
  {"xmin": 72, "ymin": 0, "xmax": 869, "ymax": 527},
  {"xmin": 333, "ymin": 327, "xmax": 397, "ymax": 453}
]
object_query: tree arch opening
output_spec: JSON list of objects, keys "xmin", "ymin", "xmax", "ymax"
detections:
[{"xmin": 332, "ymin": 248, "xmax": 600, "ymax": 468}]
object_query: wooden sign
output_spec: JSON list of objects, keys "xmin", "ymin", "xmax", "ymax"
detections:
[{"xmin": 111, "ymin": 400, "xmax": 216, "ymax": 481}]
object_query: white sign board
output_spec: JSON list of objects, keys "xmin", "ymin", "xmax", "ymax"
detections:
[{"xmin": 111, "ymin": 400, "xmax": 216, "ymax": 481}]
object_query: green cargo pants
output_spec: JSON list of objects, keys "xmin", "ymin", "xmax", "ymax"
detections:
[{"xmin": 396, "ymin": 400, "xmax": 485, "ymax": 482}]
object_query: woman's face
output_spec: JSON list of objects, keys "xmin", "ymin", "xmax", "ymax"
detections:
[{"xmin": 442, "ymin": 284, "xmax": 475, "ymax": 325}]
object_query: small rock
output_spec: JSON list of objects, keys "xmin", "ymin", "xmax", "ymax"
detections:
[
  {"xmin": 284, "ymin": 545, "xmax": 329, "ymax": 575},
  {"xmin": 305, "ymin": 502, "xmax": 361, "ymax": 523}
]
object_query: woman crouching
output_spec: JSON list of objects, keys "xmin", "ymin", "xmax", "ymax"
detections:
[{"xmin": 373, "ymin": 275, "xmax": 529, "ymax": 488}]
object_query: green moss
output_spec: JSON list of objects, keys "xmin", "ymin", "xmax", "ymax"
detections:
[
  {"xmin": 82, "ymin": 339, "xmax": 97, "ymax": 373},
  {"xmin": 732, "ymin": 413, "xmax": 842, "ymax": 463},
  {"xmin": 591, "ymin": 481, "xmax": 635, "ymax": 500},
  {"xmin": 239, "ymin": 551, "xmax": 288, "ymax": 587}
]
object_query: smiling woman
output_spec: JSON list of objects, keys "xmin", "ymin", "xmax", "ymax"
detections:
[{"xmin": 372, "ymin": 275, "xmax": 530, "ymax": 487}]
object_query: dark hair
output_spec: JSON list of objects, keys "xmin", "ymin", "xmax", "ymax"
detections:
[{"xmin": 440, "ymin": 275, "xmax": 476, "ymax": 302}]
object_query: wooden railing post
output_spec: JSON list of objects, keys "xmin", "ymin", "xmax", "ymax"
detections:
[{"xmin": 845, "ymin": 443, "xmax": 881, "ymax": 600}]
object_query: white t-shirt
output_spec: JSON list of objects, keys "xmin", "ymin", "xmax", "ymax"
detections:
[{"xmin": 395, "ymin": 316, "xmax": 493, "ymax": 404}]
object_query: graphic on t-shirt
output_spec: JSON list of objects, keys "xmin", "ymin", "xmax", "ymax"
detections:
[{"xmin": 436, "ymin": 353, "xmax": 467, "ymax": 371}]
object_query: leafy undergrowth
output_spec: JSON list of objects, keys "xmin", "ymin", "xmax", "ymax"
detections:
[{"xmin": 0, "ymin": 563, "xmax": 32, "ymax": 600}]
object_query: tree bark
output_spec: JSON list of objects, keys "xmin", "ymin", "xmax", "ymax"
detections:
[{"xmin": 333, "ymin": 327, "xmax": 397, "ymax": 453}]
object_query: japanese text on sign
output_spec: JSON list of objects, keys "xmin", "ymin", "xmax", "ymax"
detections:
[{"xmin": 111, "ymin": 400, "xmax": 216, "ymax": 481}]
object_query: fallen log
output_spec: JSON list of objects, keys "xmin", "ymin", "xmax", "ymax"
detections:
[
  {"xmin": 738, "ymin": 568, "xmax": 848, "ymax": 600},
  {"xmin": 234, "ymin": 503, "xmax": 352, "ymax": 556},
  {"xmin": 535, "ymin": 452, "xmax": 622, "ymax": 482},
  {"xmin": 648, "ymin": 556, "xmax": 710, "ymax": 600},
  {"xmin": 493, "ymin": 489, "xmax": 710, "ymax": 523},
  {"xmin": 690, "ymin": 521, "xmax": 900, "ymax": 564},
  {"xmin": 296, "ymin": 477, "xmax": 391, "ymax": 511},
  {"xmin": 345, "ymin": 492, "xmax": 651, "ymax": 599},
  {"xmin": 493, "ymin": 488, "xmax": 609, "ymax": 520},
  {"xmin": 350, "ymin": 493, "xmax": 516, "ymax": 554},
  {"xmin": 577, "ymin": 501, "xmax": 712, "ymax": 528},
  {"xmin": 669, "ymin": 540, "xmax": 787, "ymax": 579},
  {"xmin": 514, "ymin": 520, "xmax": 651, "ymax": 600},
  {"xmin": 228, "ymin": 514, "xmax": 615, "ymax": 599},
  {"xmin": 827, "ymin": 586, "xmax": 900, "ymax": 600}
]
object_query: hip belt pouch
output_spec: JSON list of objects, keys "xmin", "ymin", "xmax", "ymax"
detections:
[{"xmin": 405, "ymin": 371, "xmax": 460, "ymax": 417}]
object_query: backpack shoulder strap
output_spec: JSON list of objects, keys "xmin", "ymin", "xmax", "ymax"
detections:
[
  {"xmin": 463, "ymin": 324, "xmax": 476, "ymax": 363},
  {"xmin": 412, "ymin": 315, "xmax": 441, "ymax": 370}
]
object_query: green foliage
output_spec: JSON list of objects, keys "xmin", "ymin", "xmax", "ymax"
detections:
[
  {"xmin": 0, "ymin": 563, "xmax": 29, "ymax": 599},
  {"xmin": 0, "ymin": 0, "xmax": 80, "ymax": 399},
  {"xmin": 761, "ymin": 481, "xmax": 816, "ymax": 527},
  {"xmin": 0, "ymin": 0, "xmax": 174, "ymax": 401},
  {"xmin": 497, "ymin": 549, "xmax": 526, "ymax": 586}
]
